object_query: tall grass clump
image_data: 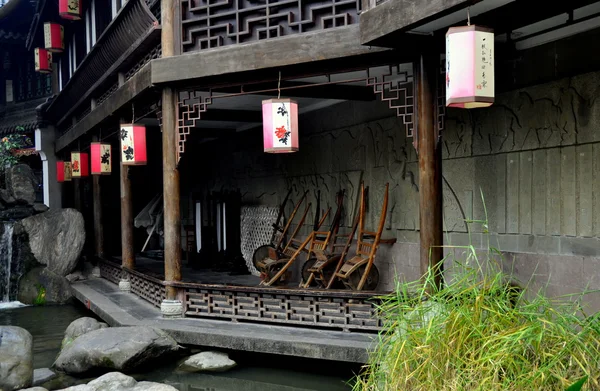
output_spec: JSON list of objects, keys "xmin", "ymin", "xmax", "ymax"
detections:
[{"xmin": 354, "ymin": 215, "xmax": 600, "ymax": 390}]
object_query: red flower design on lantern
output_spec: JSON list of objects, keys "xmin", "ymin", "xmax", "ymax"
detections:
[
  {"xmin": 275, "ymin": 125, "xmax": 291, "ymax": 145},
  {"xmin": 275, "ymin": 126, "xmax": 287, "ymax": 139},
  {"xmin": 72, "ymin": 160, "xmax": 79, "ymax": 172}
]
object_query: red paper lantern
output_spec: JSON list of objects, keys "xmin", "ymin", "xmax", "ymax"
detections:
[
  {"xmin": 57, "ymin": 161, "xmax": 72, "ymax": 182},
  {"xmin": 59, "ymin": 0, "xmax": 82, "ymax": 20},
  {"xmin": 34, "ymin": 48, "xmax": 52, "ymax": 74},
  {"xmin": 44, "ymin": 23, "xmax": 65, "ymax": 53},
  {"xmin": 262, "ymin": 99, "xmax": 299, "ymax": 153},
  {"xmin": 120, "ymin": 124, "xmax": 147, "ymax": 165},
  {"xmin": 91, "ymin": 143, "xmax": 111, "ymax": 175},
  {"xmin": 71, "ymin": 152, "xmax": 89, "ymax": 178}
]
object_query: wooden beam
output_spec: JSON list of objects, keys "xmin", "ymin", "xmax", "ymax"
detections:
[
  {"xmin": 151, "ymin": 25, "xmax": 388, "ymax": 85},
  {"xmin": 212, "ymin": 81, "xmax": 376, "ymax": 101},
  {"xmin": 360, "ymin": 0, "xmax": 480, "ymax": 47},
  {"xmin": 162, "ymin": 0, "xmax": 182, "ymax": 301},
  {"xmin": 201, "ymin": 110, "xmax": 262, "ymax": 123},
  {"xmin": 416, "ymin": 52, "xmax": 443, "ymax": 290},
  {"xmin": 55, "ymin": 64, "xmax": 153, "ymax": 153}
]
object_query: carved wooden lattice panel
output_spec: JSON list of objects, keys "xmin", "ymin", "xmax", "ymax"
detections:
[
  {"xmin": 367, "ymin": 65, "xmax": 414, "ymax": 138},
  {"xmin": 99, "ymin": 262, "xmax": 122, "ymax": 284},
  {"xmin": 129, "ymin": 273, "xmax": 166, "ymax": 308},
  {"xmin": 181, "ymin": 0, "xmax": 362, "ymax": 52},
  {"xmin": 184, "ymin": 288, "xmax": 382, "ymax": 331}
]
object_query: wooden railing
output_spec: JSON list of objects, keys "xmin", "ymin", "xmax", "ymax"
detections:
[
  {"xmin": 98, "ymin": 258, "xmax": 383, "ymax": 332},
  {"xmin": 181, "ymin": 0, "xmax": 362, "ymax": 53}
]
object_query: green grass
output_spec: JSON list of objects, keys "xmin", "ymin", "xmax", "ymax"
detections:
[{"xmin": 353, "ymin": 195, "xmax": 600, "ymax": 390}]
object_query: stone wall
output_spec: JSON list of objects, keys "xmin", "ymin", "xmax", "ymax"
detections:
[{"xmin": 186, "ymin": 70, "xmax": 600, "ymax": 310}]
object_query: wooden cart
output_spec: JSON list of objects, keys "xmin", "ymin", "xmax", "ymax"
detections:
[{"xmin": 328, "ymin": 183, "xmax": 389, "ymax": 291}]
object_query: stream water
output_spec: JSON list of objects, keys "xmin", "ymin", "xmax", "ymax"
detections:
[{"xmin": 0, "ymin": 304, "xmax": 355, "ymax": 391}]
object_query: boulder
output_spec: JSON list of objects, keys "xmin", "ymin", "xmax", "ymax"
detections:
[
  {"xmin": 20, "ymin": 388, "xmax": 48, "ymax": 391},
  {"xmin": 33, "ymin": 203, "xmax": 50, "ymax": 214},
  {"xmin": 21, "ymin": 209, "xmax": 85, "ymax": 276},
  {"xmin": 177, "ymin": 351, "xmax": 237, "ymax": 373},
  {"xmin": 0, "ymin": 188, "xmax": 16, "ymax": 205},
  {"xmin": 0, "ymin": 206, "xmax": 34, "ymax": 221},
  {"xmin": 66, "ymin": 271, "xmax": 85, "ymax": 283},
  {"xmin": 56, "ymin": 372, "xmax": 177, "ymax": 391},
  {"xmin": 6, "ymin": 164, "xmax": 37, "ymax": 205},
  {"xmin": 33, "ymin": 368, "xmax": 57, "ymax": 386},
  {"xmin": 18, "ymin": 267, "xmax": 73, "ymax": 305},
  {"xmin": 53, "ymin": 327, "xmax": 180, "ymax": 375},
  {"xmin": 0, "ymin": 326, "xmax": 33, "ymax": 390},
  {"xmin": 61, "ymin": 318, "xmax": 108, "ymax": 349}
]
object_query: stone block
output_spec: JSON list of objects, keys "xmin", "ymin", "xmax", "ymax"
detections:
[
  {"xmin": 546, "ymin": 254, "xmax": 584, "ymax": 289},
  {"xmin": 582, "ymin": 257, "xmax": 600, "ymax": 290},
  {"xmin": 560, "ymin": 237, "xmax": 600, "ymax": 257},
  {"xmin": 517, "ymin": 235, "xmax": 560, "ymax": 255}
]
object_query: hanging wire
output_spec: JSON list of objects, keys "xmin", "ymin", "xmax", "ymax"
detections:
[
  {"xmin": 277, "ymin": 71, "xmax": 281, "ymax": 99},
  {"xmin": 467, "ymin": 7, "xmax": 471, "ymax": 26}
]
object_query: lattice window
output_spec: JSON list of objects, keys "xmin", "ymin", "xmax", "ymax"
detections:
[
  {"xmin": 240, "ymin": 206, "xmax": 278, "ymax": 276},
  {"xmin": 129, "ymin": 273, "xmax": 166, "ymax": 308},
  {"xmin": 181, "ymin": 0, "xmax": 362, "ymax": 52}
]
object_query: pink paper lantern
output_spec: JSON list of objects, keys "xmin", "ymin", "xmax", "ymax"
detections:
[
  {"xmin": 262, "ymin": 99, "xmax": 299, "ymax": 153},
  {"xmin": 446, "ymin": 25, "xmax": 495, "ymax": 109}
]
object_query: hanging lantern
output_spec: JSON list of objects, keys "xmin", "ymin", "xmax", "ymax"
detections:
[
  {"xmin": 56, "ymin": 161, "xmax": 72, "ymax": 182},
  {"xmin": 262, "ymin": 98, "xmax": 299, "ymax": 153},
  {"xmin": 446, "ymin": 25, "xmax": 495, "ymax": 109},
  {"xmin": 34, "ymin": 48, "xmax": 52, "ymax": 74},
  {"xmin": 91, "ymin": 142, "xmax": 111, "ymax": 175},
  {"xmin": 120, "ymin": 124, "xmax": 147, "ymax": 165},
  {"xmin": 44, "ymin": 23, "xmax": 65, "ymax": 53},
  {"xmin": 71, "ymin": 152, "xmax": 89, "ymax": 178},
  {"xmin": 59, "ymin": 0, "xmax": 82, "ymax": 20}
]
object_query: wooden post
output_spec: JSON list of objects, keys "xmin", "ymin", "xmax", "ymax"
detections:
[
  {"xmin": 92, "ymin": 136, "xmax": 104, "ymax": 258},
  {"xmin": 121, "ymin": 150, "xmax": 135, "ymax": 271},
  {"xmin": 416, "ymin": 52, "xmax": 444, "ymax": 290},
  {"xmin": 73, "ymin": 178, "xmax": 82, "ymax": 211},
  {"xmin": 162, "ymin": 0, "xmax": 182, "ymax": 304}
]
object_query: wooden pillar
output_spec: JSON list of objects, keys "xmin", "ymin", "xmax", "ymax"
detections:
[
  {"xmin": 73, "ymin": 178, "xmax": 82, "ymax": 211},
  {"xmin": 416, "ymin": 52, "xmax": 444, "ymax": 290},
  {"xmin": 92, "ymin": 136, "xmax": 104, "ymax": 258},
  {"xmin": 162, "ymin": 0, "xmax": 182, "ymax": 301},
  {"xmin": 121, "ymin": 153, "xmax": 135, "ymax": 271}
]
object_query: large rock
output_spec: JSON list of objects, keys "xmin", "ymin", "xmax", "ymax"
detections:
[
  {"xmin": 53, "ymin": 327, "xmax": 180, "ymax": 375},
  {"xmin": 32, "ymin": 368, "xmax": 57, "ymax": 386},
  {"xmin": 21, "ymin": 209, "xmax": 85, "ymax": 276},
  {"xmin": 6, "ymin": 164, "xmax": 37, "ymax": 205},
  {"xmin": 0, "ymin": 326, "xmax": 33, "ymax": 390},
  {"xmin": 18, "ymin": 267, "xmax": 73, "ymax": 305},
  {"xmin": 57, "ymin": 372, "xmax": 177, "ymax": 391},
  {"xmin": 177, "ymin": 351, "xmax": 237, "ymax": 373},
  {"xmin": 0, "ymin": 206, "xmax": 34, "ymax": 221},
  {"xmin": 0, "ymin": 188, "xmax": 16, "ymax": 206},
  {"xmin": 61, "ymin": 318, "xmax": 108, "ymax": 349}
]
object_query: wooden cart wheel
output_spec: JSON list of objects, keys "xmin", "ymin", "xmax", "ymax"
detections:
[
  {"xmin": 301, "ymin": 258, "xmax": 317, "ymax": 287},
  {"xmin": 252, "ymin": 245, "xmax": 272, "ymax": 270},
  {"xmin": 347, "ymin": 264, "xmax": 379, "ymax": 291}
]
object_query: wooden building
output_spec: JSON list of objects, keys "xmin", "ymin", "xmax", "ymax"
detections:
[{"xmin": 14, "ymin": 0, "xmax": 600, "ymax": 328}]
